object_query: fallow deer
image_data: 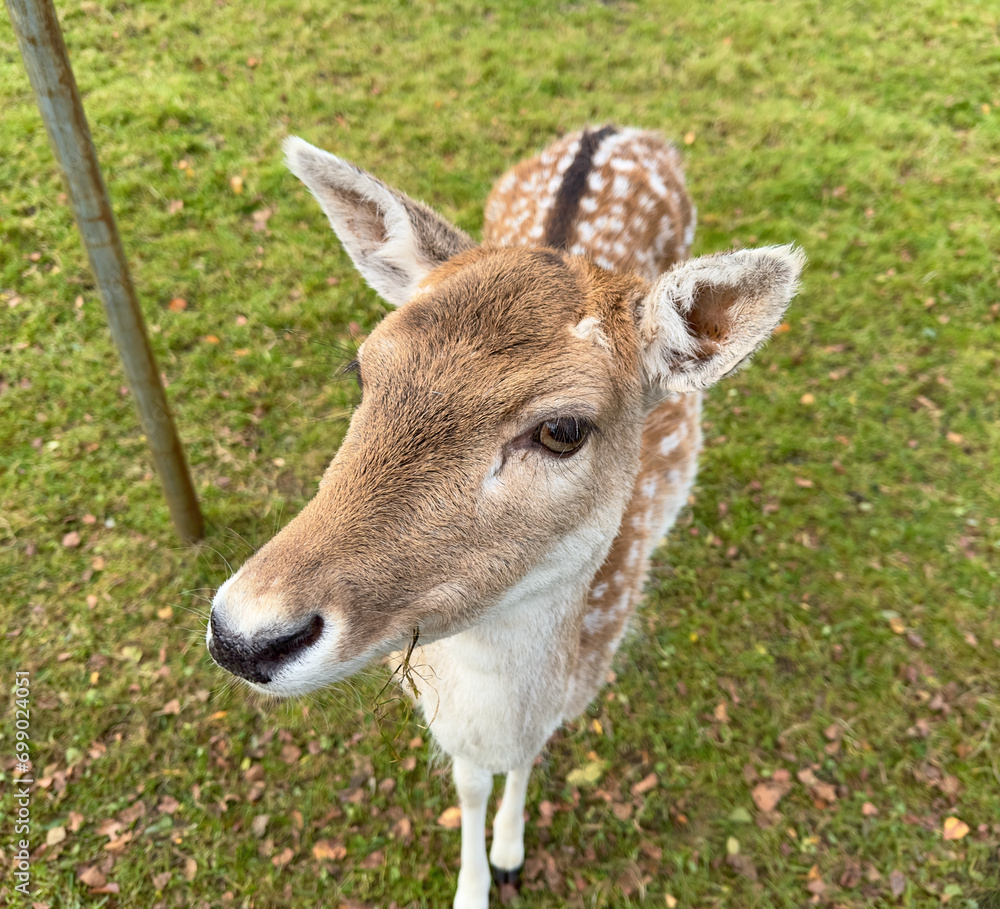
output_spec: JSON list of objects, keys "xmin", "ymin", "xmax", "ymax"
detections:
[{"xmin": 207, "ymin": 126, "xmax": 803, "ymax": 908}]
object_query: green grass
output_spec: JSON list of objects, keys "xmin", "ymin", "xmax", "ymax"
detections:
[{"xmin": 2, "ymin": 0, "xmax": 999, "ymax": 906}]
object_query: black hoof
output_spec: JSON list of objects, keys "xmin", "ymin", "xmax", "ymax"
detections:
[{"xmin": 491, "ymin": 863, "xmax": 522, "ymax": 890}]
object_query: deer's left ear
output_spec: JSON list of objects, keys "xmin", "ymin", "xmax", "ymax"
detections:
[
  {"xmin": 637, "ymin": 245, "xmax": 805, "ymax": 399},
  {"xmin": 284, "ymin": 137, "xmax": 475, "ymax": 307}
]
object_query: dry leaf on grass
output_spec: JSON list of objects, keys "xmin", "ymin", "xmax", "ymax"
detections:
[
  {"xmin": 158, "ymin": 796, "xmax": 180, "ymax": 815},
  {"xmin": 312, "ymin": 839, "xmax": 347, "ymax": 861},
  {"xmin": 153, "ymin": 871, "xmax": 171, "ymax": 889},
  {"xmin": 751, "ymin": 779, "xmax": 792, "ymax": 813},
  {"xmin": 630, "ymin": 772, "xmax": 658, "ymax": 797},
  {"xmin": 942, "ymin": 816, "xmax": 970, "ymax": 840},
  {"xmin": 77, "ymin": 866, "xmax": 105, "ymax": 888},
  {"xmin": 438, "ymin": 806, "xmax": 462, "ymax": 829}
]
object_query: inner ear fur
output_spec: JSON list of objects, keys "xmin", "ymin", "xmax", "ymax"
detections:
[
  {"xmin": 639, "ymin": 244, "xmax": 805, "ymax": 397},
  {"xmin": 284, "ymin": 136, "xmax": 475, "ymax": 307}
]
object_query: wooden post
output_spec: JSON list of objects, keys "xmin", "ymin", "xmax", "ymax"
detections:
[{"xmin": 6, "ymin": 0, "xmax": 204, "ymax": 542}]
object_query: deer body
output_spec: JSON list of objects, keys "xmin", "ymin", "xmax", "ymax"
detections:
[{"xmin": 207, "ymin": 127, "xmax": 803, "ymax": 908}]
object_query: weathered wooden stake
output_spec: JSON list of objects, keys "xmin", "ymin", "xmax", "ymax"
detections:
[{"xmin": 6, "ymin": 0, "xmax": 204, "ymax": 542}]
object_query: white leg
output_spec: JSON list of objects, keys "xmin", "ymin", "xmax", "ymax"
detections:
[
  {"xmin": 489, "ymin": 761, "xmax": 532, "ymax": 878},
  {"xmin": 452, "ymin": 755, "xmax": 494, "ymax": 909}
]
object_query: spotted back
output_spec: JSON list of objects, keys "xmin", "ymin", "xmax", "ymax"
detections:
[{"xmin": 485, "ymin": 126, "xmax": 696, "ymax": 281}]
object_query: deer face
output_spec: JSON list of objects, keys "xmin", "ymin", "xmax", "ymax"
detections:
[
  {"xmin": 207, "ymin": 138, "xmax": 803, "ymax": 696},
  {"xmin": 208, "ymin": 245, "xmax": 649, "ymax": 695}
]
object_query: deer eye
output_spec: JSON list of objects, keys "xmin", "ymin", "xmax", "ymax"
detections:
[
  {"xmin": 344, "ymin": 358, "xmax": 363, "ymax": 392},
  {"xmin": 533, "ymin": 418, "xmax": 591, "ymax": 457}
]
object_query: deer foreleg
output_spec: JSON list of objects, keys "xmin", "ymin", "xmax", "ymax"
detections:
[
  {"xmin": 489, "ymin": 760, "xmax": 533, "ymax": 886},
  {"xmin": 452, "ymin": 755, "xmax": 493, "ymax": 909}
]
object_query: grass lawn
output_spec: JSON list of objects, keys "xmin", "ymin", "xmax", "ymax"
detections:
[{"xmin": 2, "ymin": 0, "xmax": 999, "ymax": 906}]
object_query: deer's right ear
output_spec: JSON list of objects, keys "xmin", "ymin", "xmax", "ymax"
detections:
[
  {"xmin": 284, "ymin": 137, "xmax": 475, "ymax": 307},
  {"xmin": 637, "ymin": 245, "xmax": 805, "ymax": 401}
]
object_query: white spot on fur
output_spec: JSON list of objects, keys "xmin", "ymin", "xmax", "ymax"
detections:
[
  {"xmin": 684, "ymin": 211, "xmax": 697, "ymax": 250},
  {"xmin": 659, "ymin": 433, "xmax": 681, "ymax": 456},
  {"xmin": 591, "ymin": 582, "xmax": 609, "ymax": 601},
  {"xmin": 592, "ymin": 139, "xmax": 613, "ymax": 168},
  {"xmin": 648, "ymin": 170, "xmax": 669, "ymax": 199},
  {"xmin": 571, "ymin": 316, "xmax": 611, "ymax": 352}
]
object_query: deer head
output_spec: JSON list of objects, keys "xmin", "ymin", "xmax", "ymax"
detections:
[{"xmin": 206, "ymin": 137, "xmax": 803, "ymax": 697}]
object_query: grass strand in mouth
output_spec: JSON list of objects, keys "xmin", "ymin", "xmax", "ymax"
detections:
[{"xmin": 372, "ymin": 626, "xmax": 441, "ymax": 762}]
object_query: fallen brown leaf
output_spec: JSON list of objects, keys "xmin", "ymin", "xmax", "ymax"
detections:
[
  {"xmin": 438, "ymin": 806, "xmax": 462, "ymax": 829},
  {"xmin": 726, "ymin": 853, "xmax": 758, "ymax": 881},
  {"xmin": 78, "ymin": 866, "xmax": 106, "ymax": 888},
  {"xmin": 104, "ymin": 832, "xmax": 133, "ymax": 852},
  {"xmin": 96, "ymin": 819, "xmax": 122, "ymax": 838},
  {"xmin": 751, "ymin": 779, "xmax": 791, "ymax": 813},
  {"xmin": 942, "ymin": 816, "xmax": 970, "ymax": 841},
  {"xmin": 312, "ymin": 839, "xmax": 347, "ymax": 861},
  {"xmin": 630, "ymin": 772, "xmax": 658, "ymax": 797},
  {"xmin": 118, "ymin": 801, "xmax": 146, "ymax": 825},
  {"xmin": 153, "ymin": 871, "xmax": 171, "ymax": 889},
  {"xmin": 389, "ymin": 817, "xmax": 412, "ymax": 843}
]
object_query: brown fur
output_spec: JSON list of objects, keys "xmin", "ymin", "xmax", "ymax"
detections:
[{"xmin": 483, "ymin": 129, "xmax": 702, "ymax": 712}]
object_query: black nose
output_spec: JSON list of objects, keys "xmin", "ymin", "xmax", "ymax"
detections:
[{"xmin": 208, "ymin": 611, "xmax": 324, "ymax": 684}]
